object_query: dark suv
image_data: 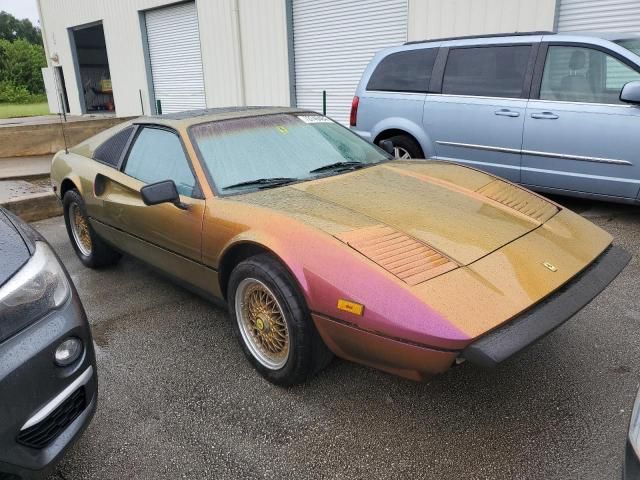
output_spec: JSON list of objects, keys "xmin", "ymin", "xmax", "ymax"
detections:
[{"xmin": 0, "ymin": 208, "xmax": 97, "ymax": 479}]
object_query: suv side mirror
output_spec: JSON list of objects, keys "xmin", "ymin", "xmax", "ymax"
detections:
[
  {"xmin": 379, "ymin": 139, "xmax": 394, "ymax": 156},
  {"xmin": 141, "ymin": 180, "xmax": 188, "ymax": 210},
  {"xmin": 620, "ymin": 81, "xmax": 640, "ymax": 105}
]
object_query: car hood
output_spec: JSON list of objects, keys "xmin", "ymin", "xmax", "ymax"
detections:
[
  {"xmin": 234, "ymin": 161, "xmax": 559, "ymax": 267},
  {"xmin": 0, "ymin": 209, "xmax": 30, "ymax": 288}
]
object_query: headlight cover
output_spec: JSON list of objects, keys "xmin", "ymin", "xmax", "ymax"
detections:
[
  {"xmin": 0, "ymin": 241, "xmax": 70, "ymax": 342},
  {"xmin": 630, "ymin": 388, "xmax": 640, "ymax": 458}
]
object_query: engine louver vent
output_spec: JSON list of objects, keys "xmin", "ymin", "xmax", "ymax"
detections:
[
  {"xmin": 336, "ymin": 225, "xmax": 458, "ymax": 286},
  {"xmin": 476, "ymin": 180, "xmax": 558, "ymax": 223}
]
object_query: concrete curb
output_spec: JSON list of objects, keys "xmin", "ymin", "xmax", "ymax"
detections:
[
  {"xmin": 0, "ymin": 117, "xmax": 130, "ymax": 157},
  {"xmin": 1, "ymin": 191, "xmax": 62, "ymax": 222}
]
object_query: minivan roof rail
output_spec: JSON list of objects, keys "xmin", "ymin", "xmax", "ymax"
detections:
[{"xmin": 404, "ymin": 31, "xmax": 556, "ymax": 45}]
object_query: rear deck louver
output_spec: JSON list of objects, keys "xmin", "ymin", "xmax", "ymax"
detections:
[
  {"xmin": 476, "ymin": 180, "xmax": 558, "ymax": 223},
  {"xmin": 336, "ymin": 225, "xmax": 458, "ymax": 286}
]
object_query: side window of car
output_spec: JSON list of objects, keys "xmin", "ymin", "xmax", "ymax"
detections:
[
  {"xmin": 93, "ymin": 126, "xmax": 135, "ymax": 168},
  {"xmin": 123, "ymin": 127, "xmax": 197, "ymax": 197},
  {"xmin": 540, "ymin": 45, "xmax": 640, "ymax": 104},
  {"xmin": 442, "ymin": 45, "xmax": 532, "ymax": 98},
  {"xmin": 366, "ymin": 48, "xmax": 438, "ymax": 93}
]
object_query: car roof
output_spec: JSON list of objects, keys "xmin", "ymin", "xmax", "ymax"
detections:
[
  {"xmin": 133, "ymin": 106, "xmax": 306, "ymax": 129},
  {"xmin": 404, "ymin": 30, "xmax": 639, "ymax": 47}
]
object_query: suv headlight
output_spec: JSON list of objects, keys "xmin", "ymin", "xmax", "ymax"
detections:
[
  {"xmin": 0, "ymin": 241, "xmax": 70, "ymax": 342},
  {"xmin": 630, "ymin": 388, "xmax": 640, "ymax": 458}
]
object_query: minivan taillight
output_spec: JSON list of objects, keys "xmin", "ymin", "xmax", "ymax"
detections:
[{"xmin": 350, "ymin": 96, "xmax": 359, "ymax": 127}]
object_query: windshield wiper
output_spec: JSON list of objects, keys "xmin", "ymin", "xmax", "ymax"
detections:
[
  {"xmin": 309, "ymin": 161, "xmax": 365, "ymax": 174},
  {"xmin": 222, "ymin": 177, "xmax": 298, "ymax": 190}
]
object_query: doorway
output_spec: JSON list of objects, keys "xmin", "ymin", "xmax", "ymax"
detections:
[{"xmin": 71, "ymin": 23, "xmax": 115, "ymax": 114}]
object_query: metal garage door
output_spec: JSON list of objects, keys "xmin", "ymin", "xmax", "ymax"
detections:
[
  {"xmin": 292, "ymin": 0, "xmax": 408, "ymax": 124},
  {"xmin": 556, "ymin": 0, "xmax": 640, "ymax": 33},
  {"xmin": 145, "ymin": 2, "xmax": 206, "ymax": 114}
]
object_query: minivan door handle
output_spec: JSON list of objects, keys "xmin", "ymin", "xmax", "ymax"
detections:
[
  {"xmin": 531, "ymin": 112, "xmax": 559, "ymax": 120},
  {"xmin": 494, "ymin": 109, "xmax": 520, "ymax": 117}
]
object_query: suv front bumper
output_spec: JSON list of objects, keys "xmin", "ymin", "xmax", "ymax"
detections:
[{"xmin": 0, "ymin": 290, "xmax": 97, "ymax": 480}]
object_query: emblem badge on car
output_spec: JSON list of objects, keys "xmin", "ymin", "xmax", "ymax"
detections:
[{"xmin": 543, "ymin": 262, "xmax": 558, "ymax": 272}]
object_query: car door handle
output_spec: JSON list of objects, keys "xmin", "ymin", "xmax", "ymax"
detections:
[
  {"xmin": 530, "ymin": 112, "xmax": 559, "ymax": 120},
  {"xmin": 494, "ymin": 109, "xmax": 520, "ymax": 117}
]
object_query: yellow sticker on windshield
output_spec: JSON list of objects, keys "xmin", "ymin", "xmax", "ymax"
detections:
[{"xmin": 277, "ymin": 126, "xmax": 288, "ymax": 134}]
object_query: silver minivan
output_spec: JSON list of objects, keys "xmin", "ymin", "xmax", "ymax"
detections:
[{"xmin": 351, "ymin": 31, "xmax": 640, "ymax": 204}]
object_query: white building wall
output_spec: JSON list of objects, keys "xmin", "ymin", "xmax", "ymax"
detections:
[
  {"xmin": 407, "ymin": 0, "xmax": 557, "ymax": 41},
  {"xmin": 37, "ymin": 0, "xmax": 291, "ymax": 117}
]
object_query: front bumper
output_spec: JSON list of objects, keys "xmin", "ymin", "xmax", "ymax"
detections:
[
  {"xmin": 462, "ymin": 245, "xmax": 631, "ymax": 367},
  {"xmin": 0, "ymin": 290, "xmax": 97, "ymax": 479}
]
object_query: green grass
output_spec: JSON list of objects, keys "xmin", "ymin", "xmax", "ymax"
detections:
[{"xmin": 0, "ymin": 102, "xmax": 50, "ymax": 119}]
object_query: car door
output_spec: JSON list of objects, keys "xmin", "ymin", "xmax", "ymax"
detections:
[
  {"xmin": 425, "ymin": 41, "xmax": 538, "ymax": 182},
  {"xmin": 91, "ymin": 125, "xmax": 212, "ymax": 288},
  {"xmin": 522, "ymin": 43, "xmax": 640, "ymax": 200}
]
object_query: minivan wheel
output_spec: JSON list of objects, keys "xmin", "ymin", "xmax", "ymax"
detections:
[
  {"xmin": 228, "ymin": 253, "xmax": 333, "ymax": 386},
  {"xmin": 63, "ymin": 189, "xmax": 121, "ymax": 268},
  {"xmin": 381, "ymin": 134, "xmax": 424, "ymax": 159}
]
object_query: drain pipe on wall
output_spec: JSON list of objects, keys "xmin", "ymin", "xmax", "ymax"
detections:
[{"xmin": 231, "ymin": 0, "xmax": 247, "ymax": 106}]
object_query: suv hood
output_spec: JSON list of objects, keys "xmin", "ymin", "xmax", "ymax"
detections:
[
  {"xmin": 234, "ymin": 161, "xmax": 559, "ymax": 268},
  {"xmin": 0, "ymin": 209, "xmax": 30, "ymax": 288}
]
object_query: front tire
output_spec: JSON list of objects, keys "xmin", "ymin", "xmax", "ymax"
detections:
[
  {"xmin": 228, "ymin": 254, "xmax": 332, "ymax": 386},
  {"xmin": 63, "ymin": 189, "xmax": 121, "ymax": 268},
  {"xmin": 380, "ymin": 134, "xmax": 424, "ymax": 159}
]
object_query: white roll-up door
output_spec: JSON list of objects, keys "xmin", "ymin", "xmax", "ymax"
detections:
[
  {"xmin": 292, "ymin": 0, "xmax": 408, "ymax": 124},
  {"xmin": 145, "ymin": 2, "xmax": 206, "ymax": 114},
  {"xmin": 556, "ymin": 0, "xmax": 640, "ymax": 33}
]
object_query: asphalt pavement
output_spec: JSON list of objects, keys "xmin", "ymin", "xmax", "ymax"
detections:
[{"xmin": 37, "ymin": 196, "xmax": 640, "ymax": 480}]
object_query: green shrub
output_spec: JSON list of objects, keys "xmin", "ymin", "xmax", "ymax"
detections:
[
  {"xmin": 0, "ymin": 38, "xmax": 46, "ymax": 94},
  {"xmin": 0, "ymin": 80, "xmax": 45, "ymax": 103}
]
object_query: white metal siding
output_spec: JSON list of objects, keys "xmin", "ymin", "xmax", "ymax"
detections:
[
  {"xmin": 407, "ymin": 0, "xmax": 556, "ymax": 42},
  {"xmin": 293, "ymin": 0, "xmax": 408, "ymax": 124},
  {"xmin": 557, "ymin": 0, "xmax": 640, "ymax": 33},
  {"xmin": 145, "ymin": 2, "xmax": 206, "ymax": 114}
]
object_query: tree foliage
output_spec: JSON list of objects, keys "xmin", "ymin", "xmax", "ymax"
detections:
[
  {"xmin": 0, "ymin": 11, "xmax": 41, "ymax": 44},
  {"xmin": 0, "ymin": 12, "xmax": 46, "ymax": 98}
]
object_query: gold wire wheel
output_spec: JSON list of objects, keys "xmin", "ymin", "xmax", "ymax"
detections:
[
  {"xmin": 235, "ymin": 278, "xmax": 290, "ymax": 370},
  {"xmin": 69, "ymin": 202, "xmax": 92, "ymax": 256}
]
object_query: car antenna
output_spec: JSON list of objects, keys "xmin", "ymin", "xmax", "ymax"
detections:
[
  {"xmin": 58, "ymin": 106, "xmax": 69, "ymax": 154},
  {"xmin": 52, "ymin": 71, "xmax": 69, "ymax": 153}
]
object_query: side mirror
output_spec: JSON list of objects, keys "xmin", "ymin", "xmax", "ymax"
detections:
[
  {"xmin": 140, "ymin": 180, "xmax": 188, "ymax": 210},
  {"xmin": 620, "ymin": 80, "xmax": 640, "ymax": 105},
  {"xmin": 379, "ymin": 139, "xmax": 394, "ymax": 156}
]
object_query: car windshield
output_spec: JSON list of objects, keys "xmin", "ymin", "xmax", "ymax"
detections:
[
  {"xmin": 615, "ymin": 38, "xmax": 640, "ymax": 58},
  {"xmin": 189, "ymin": 113, "xmax": 391, "ymax": 193}
]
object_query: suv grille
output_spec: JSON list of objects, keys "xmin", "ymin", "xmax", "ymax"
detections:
[
  {"xmin": 17, "ymin": 387, "xmax": 86, "ymax": 449},
  {"xmin": 0, "ymin": 473, "xmax": 21, "ymax": 480}
]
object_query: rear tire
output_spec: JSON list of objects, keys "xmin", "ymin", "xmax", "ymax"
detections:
[
  {"xmin": 228, "ymin": 253, "xmax": 332, "ymax": 386},
  {"xmin": 380, "ymin": 134, "xmax": 424, "ymax": 159},
  {"xmin": 63, "ymin": 189, "xmax": 121, "ymax": 268}
]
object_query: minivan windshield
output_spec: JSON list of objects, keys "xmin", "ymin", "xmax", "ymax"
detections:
[
  {"xmin": 190, "ymin": 113, "xmax": 391, "ymax": 194},
  {"xmin": 615, "ymin": 38, "xmax": 640, "ymax": 58}
]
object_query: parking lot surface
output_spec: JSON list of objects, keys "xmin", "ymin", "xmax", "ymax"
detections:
[{"xmin": 38, "ymin": 197, "xmax": 640, "ymax": 479}]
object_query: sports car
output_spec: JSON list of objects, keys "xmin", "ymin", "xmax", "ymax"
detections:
[{"xmin": 50, "ymin": 107, "xmax": 630, "ymax": 385}]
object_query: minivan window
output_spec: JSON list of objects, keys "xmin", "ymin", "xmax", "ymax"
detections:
[
  {"xmin": 124, "ymin": 127, "xmax": 197, "ymax": 197},
  {"xmin": 540, "ymin": 46, "xmax": 640, "ymax": 104},
  {"xmin": 442, "ymin": 45, "xmax": 531, "ymax": 98},
  {"xmin": 367, "ymin": 48, "xmax": 438, "ymax": 93},
  {"xmin": 615, "ymin": 38, "xmax": 640, "ymax": 58}
]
